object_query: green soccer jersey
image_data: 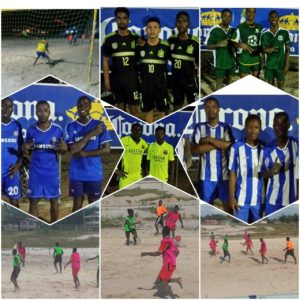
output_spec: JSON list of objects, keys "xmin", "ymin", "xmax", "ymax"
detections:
[
  {"xmin": 124, "ymin": 216, "xmax": 136, "ymax": 232},
  {"xmin": 261, "ymin": 28, "xmax": 290, "ymax": 70},
  {"xmin": 54, "ymin": 246, "xmax": 63, "ymax": 256},
  {"xmin": 232, "ymin": 22, "xmax": 262, "ymax": 65},
  {"xmin": 147, "ymin": 141, "xmax": 175, "ymax": 182},
  {"xmin": 12, "ymin": 254, "xmax": 21, "ymax": 268},
  {"xmin": 120, "ymin": 135, "xmax": 148, "ymax": 178},
  {"xmin": 222, "ymin": 238, "xmax": 229, "ymax": 251},
  {"xmin": 167, "ymin": 34, "xmax": 199, "ymax": 79},
  {"xmin": 206, "ymin": 25, "xmax": 235, "ymax": 70}
]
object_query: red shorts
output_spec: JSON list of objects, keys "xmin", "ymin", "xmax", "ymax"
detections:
[
  {"xmin": 72, "ymin": 268, "xmax": 80, "ymax": 276},
  {"xmin": 158, "ymin": 264, "xmax": 176, "ymax": 282}
]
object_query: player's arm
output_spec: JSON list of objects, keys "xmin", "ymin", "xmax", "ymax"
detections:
[
  {"xmin": 103, "ymin": 56, "xmax": 111, "ymax": 91},
  {"xmin": 68, "ymin": 124, "xmax": 103, "ymax": 155},
  {"xmin": 168, "ymin": 159, "xmax": 175, "ymax": 185},
  {"xmin": 228, "ymin": 171, "xmax": 238, "ymax": 214},
  {"xmin": 207, "ymin": 39, "xmax": 229, "ymax": 50},
  {"xmin": 179, "ymin": 214, "xmax": 184, "ymax": 228},
  {"xmin": 64, "ymin": 260, "xmax": 71, "ymax": 268},
  {"xmin": 283, "ymin": 43, "xmax": 290, "ymax": 75},
  {"xmin": 56, "ymin": 137, "xmax": 68, "ymax": 155},
  {"xmin": 231, "ymin": 29, "xmax": 253, "ymax": 53},
  {"xmin": 74, "ymin": 142, "xmax": 111, "ymax": 158},
  {"xmin": 203, "ymin": 137, "xmax": 232, "ymax": 150},
  {"xmin": 9, "ymin": 123, "xmax": 24, "ymax": 177},
  {"xmin": 190, "ymin": 142, "xmax": 216, "ymax": 154},
  {"xmin": 261, "ymin": 157, "xmax": 281, "ymax": 179},
  {"xmin": 85, "ymin": 255, "xmax": 97, "ymax": 262}
]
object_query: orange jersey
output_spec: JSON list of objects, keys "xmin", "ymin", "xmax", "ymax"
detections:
[
  {"xmin": 156, "ymin": 205, "xmax": 167, "ymax": 217},
  {"xmin": 287, "ymin": 240, "xmax": 294, "ymax": 250}
]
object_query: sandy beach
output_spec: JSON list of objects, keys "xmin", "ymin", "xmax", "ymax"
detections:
[{"xmin": 1, "ymin": 247, "xmax": 99, "ymax": 299}]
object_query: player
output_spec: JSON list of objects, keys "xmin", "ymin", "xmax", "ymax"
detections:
[
  {"xmin": 259, "ymin": 112, "xmax": 298, "ymax": 215},
  {"xmin": 33, "ymin": 38, "xmax": 52, "ymax": 66},
  {"xmin": 191, "ymin": 97, "xmax": 233, "ymax": 212},
  {"xmin": 155, "ymin": 199, "xmax": 168, "ymax": 235},
  {"xmin": 231, "ymin": 8, "xmax": 263, "ymax": 77},
  {"xmin": 220, "ymin": 235, "xmax": 230, "ymax": 263},
  {"xmin": 209, "ymin": 235, "xmax": 218, "ymax": 256},
  {"xmin": 86, "ymin": 254, "xmax": 99, "ymax": 288},
  {"xmin": 243, "ymin": 234, "xmax": 254, "ymax": 255},
  {"xmin": 66, "ymin": 96, "xmax": 111, "ymax": 212},
  {"xmin": 102, "ymin": 7, "xmax": 140, "ymax": 116},
  {"xmin": 283, "ymin": 237, "xmax": 297, "ymax": 264},
  {"xmin": 17, "ymin": 241, "xmax": 26, "ymax": 267},
  {"xmin": 53, "ymin": 242, "xmax": 64, "ymax": 274},
  {"xmin": 11, "ymin": 249, "xmax": 22, "ymax": 290},
  {"xmin": 64, "ymin": 247, "xmax": 81, "ymax": 288},
  {"xmin": 261, "ymin": 10, "xmax": 290, "ymax": 90},
  {"xmin": 141, "ymin": 226, "xmax": 182, "ymax": 298},
  {"xmin": 1, "ymin": 97, "xmax": 23, "ymax": 208},
  {"xmin": 117, "ymin": 123, "xmax": 148, "ymax": 189},
  {"xmin": 167, "ymin": 11, "xmax": 199, "ymax": 110},
  {"xmin": 165, "ymin": 205, "xmax": 184, "ymax": 239},
  {"xmin": 147, "ymin": 126, "xmax": 175, "ymax": 184},
  {"xmin": 22, "ymin": 101, "xmax": 67, "ymax": 222},
  {"xmin": 124, "ymin": 208, "xmax": 138, "ymax": 246},
  {"xmin": 205, "ymin": 9, "xmax": 236, "ymax": 90},
  {"xmin": 229, "ymin": 114, "xmax": 264, "ymax": 223},
  {"xmin": 259, "ymin": 238, "xmax": 269, "ymax": 264},
  {"xmin": 136, "ymin": 17, "xmax": 170, "ymax": 123}
]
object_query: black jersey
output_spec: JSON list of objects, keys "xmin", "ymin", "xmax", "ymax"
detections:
[
  {"xmin": 167, "ymin": 34, "xmax": 199, "ymax": 80},
  {"xmin": 136, "ymin": 39, "xmax": 170, "ymax": 85},
  {"xmin": 102, "ymin": 30, "xmax": 139, "ymax": 76}
]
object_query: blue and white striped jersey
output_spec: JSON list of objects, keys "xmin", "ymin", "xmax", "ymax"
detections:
[
  {"xmin": 229, "ymin": 140, "xmax": 264, "ymax": 207},
  {"xmin": 192, "ymin": 122, "xmax": 233, "ymax": 181},
  {"xmin": 259, "ymin": 137, "xmax": 298, "ymax": 206}
]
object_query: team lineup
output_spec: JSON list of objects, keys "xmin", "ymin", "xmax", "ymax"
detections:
[{"xmin": 1, "ymin": 5, "xmax": 299, "ymax": 300}]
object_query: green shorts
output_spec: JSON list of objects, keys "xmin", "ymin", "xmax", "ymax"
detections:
[
  {"xmin": 264, "ymin": 69, "xmax": 285, "ymax": 82},
  {"xmin": 239, "ymin": 63, "xmax": 260, "ymax": 74},
  {"xmin": 215, "ymin": 67, "xmax": 235, "ymax": 79}
]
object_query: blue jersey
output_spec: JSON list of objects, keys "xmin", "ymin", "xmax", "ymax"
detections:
[
  {"xmin": 1, "ymin": 119, "xmax": 23, "ymax": 177},
  {"xmin": 259, "ymin": 137, "xmax": 298, "ymax": 207},
  {"xmin": 229, "ymin": 140, "xmax": 264, "ymax": 207},
  {"xmin": 26, "ymin": 122, "xmax": 63, "ymax": 185},
  {"xmin": 66, "ymin": 118, "xmax": 111, "ymax": 181},
  {"xmin": 192, "ymin": 122, "xmax": 233, "ymax": 181}
]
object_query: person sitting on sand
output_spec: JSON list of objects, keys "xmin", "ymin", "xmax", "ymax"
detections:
[
  {"xmin": 141, "ymin": 226, "xmax": 183, "ymax": 298},
  {"xmin": 64, "ymin": 247, "xmax": 81, "ymax": 288}
]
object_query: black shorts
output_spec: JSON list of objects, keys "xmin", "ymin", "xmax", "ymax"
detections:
[
  {"xmin": 11, "ymin": 267, "xmax": 20, "ymax": 281},
  {"xmin": 155, "ymin": 216, "xmax": 164, "ymax": 227},
  {"xmin": 171, "ymin": 76, "xmax": 198, "ymax": 105},
  {"xmin": 111, "ymin": 74, "xmax": 139, "ymax": 106},
  {"xmin": 54, "ymin": 254, "xmax": 62, "ymax": 264},
  {"xmin": 125, "ymin": 229, "xmax": 137, "ymax": 238},
  {"xmin": 140, "ymin": 82, "xmax": 168, "ymax": 112},
  {"xmin": 286, "ymin": 249, "xmax": 295, "ymax": 256}
]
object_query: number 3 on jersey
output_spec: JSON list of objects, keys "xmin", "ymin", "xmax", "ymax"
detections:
[
  {"xmin": 148, "ymin": 64, "xmax": 155, "ymax": 74},
  {"xmin": 122, "ymin": 57, "xmax": 129, "ymax": 66}
]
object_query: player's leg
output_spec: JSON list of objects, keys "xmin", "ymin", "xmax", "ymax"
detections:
[
  {"xmin": 70, "ymin": 180, "xmax": 84, "ymax": 212},
  {"xmin": 218, "ymin": 180, "xmax": 231, "ymax": 214},
  {"xmin": 155, "ymin": 217, "xmax": 160, "ymax": 234},
  {"xmin": 154, "ymin": 85, "xmax": 168, "ymax": 122},
  {"xmin": 33, "ymin": 52, "xmax": 41, "ymax": 65},
  {"xmin": 50, "ymin": 198, "xmax": 59, "ymax": 223},
  {"xmin": 140, "ymin": 85, "xmax": 155, "ymax": 123},
  {"xmin": 251, "ymin": 64, "xmax": 260, "ymax": 78},
  {"xmin": 54, "ymin": 256, "xmax": 59, "ymax": 273},
  {"xmin": 169, "ymin": 277, "xmax": 183, "ymax": 288},
  {"xmin": 199, "ymin": 180, "xmax": 217, "ymax": 206},
  {"xmin": 58, "ymin": 255, "xmax": 62, "ymax": 273},
  {"xmin": 29, "ymin": 198, "xmax": 40, "ymax": 217},
  {"xmin": 239, "ymin": 64, "xmax": 252, "ymax": 78},
  {"xmin": 86, "ymin": 181, "xmax": 102, "ymax": 204},
  {"xmin": 125, "ymin": 78, "xmax": 140, "ymax": 118},
  {"xmin": 234, "ymin": 205, "xmax": 250, "ymax": 223},
  {"xmin": 291, "ymin": 250, "xmax": 297, "ymax": 264},
  {"xmin": 275, "ymin": 69, "xmax": 286, "ymax": 91},
  {"xmin": 171, "ymin": 229, "xmax": 175, "ymax": 239},
  {"xmin": 224, "ymin": 68, "xmax": 234, "ymax": 86},
  {"xmin": 264, "ymin": 69, "xmax": 275, "ymax": 86},
  {"xmin": 132, "ymin": 229, "xmax": 138, "ymax": 245},
  {"xmin": 125, "ymin": 231, "xmax": 130, "ymax": 245},
  {"xmin": 171, "ymin": 79, "xmax": 185, "ymax": 111},
  {"xmin": 215, "ymin": 69, "xmax": 225, "ymax": 90},
  {"xmin": 284, "ymin": 251, "xmax": 288, "ymax": 263}
]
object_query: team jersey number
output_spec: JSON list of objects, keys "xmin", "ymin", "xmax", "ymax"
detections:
[
  {"xmin": 8, "ymin": 186, "xmax": 19, "ymax": 196},
  {"xmin": 122, "ymin": 57, "xmax": 129, "ymax": 66},
  {"xmin": 174, "ymin": 59, "xmax": 182, "ymax": 69},
  {"xmin": 148, "ymin": 64, "xmax": 155, "ymax": 74}
]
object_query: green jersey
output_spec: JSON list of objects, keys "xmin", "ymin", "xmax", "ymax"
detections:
[
  {"xmin": 232, "ymin": 22, "xmax": 262, "ymax": 65},
  {"xmin": 261, "ymin": 28, "xmax": 290, "ymax": 70},
  {"xmin": 124, "ymin": 216, "xmax": 136, "ymax": 232},
  {"xmin": 147, "ymin": 141, "xmax": 175, "ymax": 182},
  {"xmin": 206, "ymin": 25, "xmax": 235, "ymax": 69},
  {"xmin": 12, "ymin": 254, "xmax": 21, "ymax": 268},
  {"xmin": 120, "ymin": 135, "xmax": 148, "ymax": 177},
  {"xmin": 54, "ymin": 246, "xmax": 63, "ymax": 256}
]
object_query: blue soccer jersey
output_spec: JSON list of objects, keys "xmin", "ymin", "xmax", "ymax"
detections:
[
  {"xmin": 192, "ymin": 122, "xmax": 233, "ymax": 181},
  {"xmin": 259, "ymin": 137, "xmax": 298, "ymax": 207},
  {"xmin": 1, "ymin": 119, "xmax": 23, "ymax": 177},
  {"xmin": 229, "ymin": 140, "xmax": 264, "ymax": 207},
  {"xmin": 66, "ymin": 118, "xmax": 111, "ymax": 182},
  {"xmin": 26, "ymin": 122, "xmax": 63, "ymax": 185}
]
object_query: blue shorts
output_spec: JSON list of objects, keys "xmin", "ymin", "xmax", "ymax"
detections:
[
  {"xmin": 198, "ymin": 180, "xmax": 229, "ymax": 204},
  {"xmin": 265, "ymin": 203, "xmax": 284, "ymax": 216},
  {"xmin": 27, "ymin": 181, "xmax": 61, "ymax": 199},
  {"xmin": 36, "ymin": 51, "xmax": 48, "ymax": 58},
  {"xmin": 234, "ymin": 205, "xmax": 262, "ymax": 223},
  {"xmin": 1, "ymin": 172, "xmax": 21, "ymax": 200},
  {"xmin": 69, "ymin": 180, "xmax": 102, "ymax": 199}
]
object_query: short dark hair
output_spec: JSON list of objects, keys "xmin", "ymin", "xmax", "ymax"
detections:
[
  {"xmin": 245, "ymin": 114, "xmax": 261, "ymax": 127},
  {"xmin": 155, "ymin": 126, "xmax": 165, "ymax": 133},
  {"xmin": 269, "ymin": 10, "xmax": 279, "ymax": 17},
  {"xmin": 274, "ymin": 111, "xmax": 290, "ymax": 123},
  {"xmin": 73, "ymin": 247, "xmax": 77, "ymax": 253},
  {"xmin": 286, "ymin": 237, "xmax": 290, "ymax": 241},
  {"xmin": 174, "ymin": 205, "xmax": 179, "ymax": 210},
  {"xmin": 13, "ymin": 249, "xmax": 17, "ymax": 255},
  {"xmin": 204, "ymin": 96, "xmax": 220, "ymax": 108},
  {"xmin": 114, "ymin": 7, "xmax": 130, "ymax": 18},
  {"xmin": 146, "ymin": 17, "xmax": 161, "ymax": 26},
  {"xmin": 176, "ymin": 11, "xmax": 190, "ymax": 21},
  {"xmin": 132, "ymin": 122, "xmax": 142, "ymax": 130},
  {"xmin": 128, "ymin": 208, "xmax": 134, "ymax": 214},
  {"xmin": 36, "ymin": 100, "xmax": 50, "ymax": 109},
  {"xmin": 221, "ymin": 9, "xmax": 232, "ymax": 16},
  {"xmin": 77, "ymin": 95, "xmax": 92, "ymax": 105}
]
